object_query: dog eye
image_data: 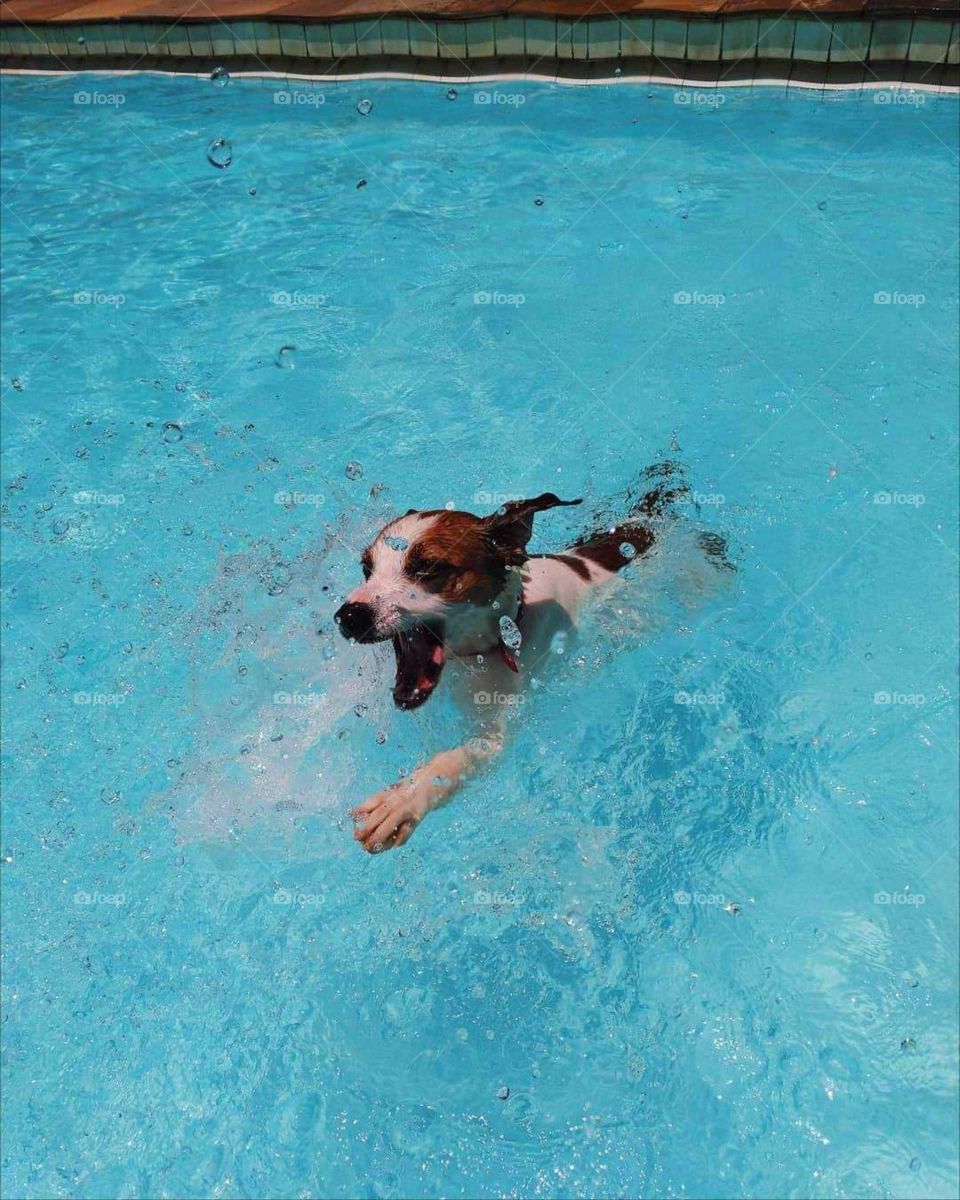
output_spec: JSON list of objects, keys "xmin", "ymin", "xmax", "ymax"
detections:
[
  {"xmin": 413, "ymin": 558, "xmax": 454, "ymax": 583},
  {"xmin": 361, "ymin": 552, "xmax": 373, "ymax": 580}
]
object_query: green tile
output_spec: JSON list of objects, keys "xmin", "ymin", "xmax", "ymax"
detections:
[
  {"xmin": 556, "ymin": 19, "xmax": 576, "ymax": 61},
  {"xmin": 407, "ymin": 19, "xmax": 437, "ymax": 58},
  {"xmin": 227, "ymin": 22, "xmax": 257, "ymax": 56},
  {"xmin": 621, "ymin": 18, "xmax": 653, "ymax": 59},
  {"xmin": 436, "ymin": 21, "xmax": 467, "ymax": 60},
  {"xmin": 253, "ymin": 21, "xmax": 282, "ymax": 57},
  {"xmin": 7, "ymin": 24, "xmax": 38, "ymax": 54},
  {"xmin": 654, "ymin": 19, "xmax": 687, "ymax": 61},
  {"xmin": 686, "ymin": 20, "xmax": 722, "ymax": 63},
  {"xmin": 100, "ymin": 22, "xmax": 128, "ymax": 55},
  {"xmin": 186, "ymin": 24, "xmax": 214, "ymax": 57},
  {"xmin": 156, "ymin": 24, "xmax": 192, "ymax": 57},
  {"xmin": 587, "ymin": 18, "xmax": 620, "ymax": 60},
  {"xmin": 495, "ymin": 16, "xmax": 523, "ymax": 58},
  {"xmin": 909, "ymin": 18, "xmax": 951, "ymax": 63},
  {"xmin": 208, "ymin": 23, "xmax": 235, "ymax": 58},
  {"xmin": 277, "ymin": 22, "xmax": 307, "ymax": 58},
  {"xmin": 793, "ymin": 19, "xmax": 832, "ymax": 63},
  {"xmin": 869, "ymin": 19, "xmax": 913, "ymax": 61},
  {"xmin": 828, "ymin": 20, "xmax": 870, "ymax": 63},
  {"xmin": 354, "ymin": 19, "xmax": 382, "ymax": 58},
  {"xmin": 42, "ymin": 25, "xmax": 73, "ymax": 56},
  {"xmin": 380, "ymin": 18, "xmax": 410, "ymax": 57},
  {"xmin": 721, "ymin": 17, "xmax": 758, "ymax": 61},
  {"xmin": 524, "ymin": 18, "xmax": 556, "ymax": 59},
  {"xmin": 140, "ymin": 23, "xmax": 169, "ymax": 56},
  {"xmin": 757, "ymin": 17, "xmax": 796, "ymax": 60},
  {"xmin": 466, "ymin": 19, "xmax": 494, "ymax": 58},
  {"xmin": 328, "ymin": 21, "xmax": 358, "ymax": 58},
  {"xmin": 947, "ymin": 22, "xmax": 959, "ymax": 66},
  {"xmin": 304, "ymin": 23, "xmax": 334, "ymax": 59},
  {"xmin": 80, "ymin": 24, "xmax": 109, "ymax": 55}
]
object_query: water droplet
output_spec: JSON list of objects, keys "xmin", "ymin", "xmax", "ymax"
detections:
[
  {"xmin": 206, "ymin": 137, "xmax": 233, "ymax": 169},
  {"xmin": 356, "ymin": 98, "xmax": 373, "ymax": 116},
  {"xmin": 446, "ymin": 88, "xmax": 458, "ymax": 101},
  {"xmin": 499, "ymin": 615, "xmax": 522, "ymax": 651},
  {"xmin": 100, "ymin": 789, "xmax": 121, "ymax": 805},
  {"xmin": 248, "ymin": 187, "xmax": 257, "ymax": 196},
  {"xmin": 384, "ymin": 536, "xmax": 408, "ymax": 552},
  {"xmin": 910, "ymin": 1157, "xmax": 921, "ymax": 1172},
  {"xmin": 376, "ymin": 730, "xmax": 387, "ymax": 745},
  {"xmin": 11, "ymin": 376, "xmax": 24, "ymax": 391},
  {"xmin": 550, "ymin": 630, "xmax": 568, "ymax": 655},
  {"xmin": 56, "ymin": 642, "xmax": 69, "ymax": 659},
  {"xmin": 619, "ymin": 541, "xmax": 637, "ymax": 559},
  {"xmin": 275, "ymin": 344, "xmax": 296, "ymax": 369},
  {"xmin": 900, "ymin": 1037, "xmax": 917, "ymax": 1051},
  {"xmin": 51, "ymin": 518, "xmax": 69, "ymax": 537},
  {"xmin": 76, "ymin": 35, "xmax": 85, "ymax": 45},
  {"xmin": 723, "ymin": 902, "xmax": 742, "ymax": 916},
  {"xmin": 476, "ymin": 654, "xmax": 484, "ymax": 665},
  {"xmin": 497, "ymin": 1086, "xmax": 510, "ymax": 1100},
  {"xmin": 74, "ymin": 446, "xmax": 89, "ymax": 459},
  {"xmin": 181, "ymin": 523, "xmax": 194, "ymax": 536},
  {"xmin": 356, "ymin": 178, "xmax": 367, "ymax": 190},
  {"xmin": 534, "ymin": 196, "xmax": 544, "ymax": 207},
  {"xmin": 345, "ymin": 461, "xmax": 364, "ymax": 481},
  {"xmin": 266, "ymin": 562, "xmax": 292, "ymax": 595},
  {"xmin": 210, "ymin": 66, "xmax": 229, "ymax": 88},
  {"xmin": 161, "ymin": 422, "xmax": 183, "ymax": 443},
  {"xmin": 614, "ymin": 66, "xmax": 622, "ymax": 77}
]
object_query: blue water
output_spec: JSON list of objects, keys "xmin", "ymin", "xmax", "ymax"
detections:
[{"xmin": 2, "ymin": 73, "xmax": 958, "ymax": 1199}]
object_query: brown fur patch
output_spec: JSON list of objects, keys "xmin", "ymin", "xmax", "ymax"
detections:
[
  {"xmin": 572, "ymin": 523, "xmax": 656, "ymax": 572},
  {"xmin": 541, "ymin": 553, "xmax": 592, "ymax": 582},
  {"xmin": 408, "ymin": 511, "xmax": 508, "ymax": 604}
]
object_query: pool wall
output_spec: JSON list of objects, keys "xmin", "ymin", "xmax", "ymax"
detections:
[{"xmin": 1, "ymin": 6, "xmax": 958, "ymax": 89}]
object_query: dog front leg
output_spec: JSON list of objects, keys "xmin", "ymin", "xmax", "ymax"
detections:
[{"xmin": 352, "ymin": 734, "xmax": 503, "ymax": 854}]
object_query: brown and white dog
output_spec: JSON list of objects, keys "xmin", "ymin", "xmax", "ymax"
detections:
[{"xmin": 335, "ymin": 468, "xmax": 728, "ymax": 853}]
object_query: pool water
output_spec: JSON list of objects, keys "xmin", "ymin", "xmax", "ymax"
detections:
[{"xmin": 2, "ymin": 74, "xmax": 958, "ymax": 1199}]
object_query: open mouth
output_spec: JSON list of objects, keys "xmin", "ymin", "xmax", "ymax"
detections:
[{"xmin": 392, "ymin": 622, "xmax": 446, "ymax": 711}]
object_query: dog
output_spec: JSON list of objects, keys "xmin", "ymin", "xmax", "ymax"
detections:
[{"xmin": 335, "ymin": 465, "xmax": 730, "ymax": 853}]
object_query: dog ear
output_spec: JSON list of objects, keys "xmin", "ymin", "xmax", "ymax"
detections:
[{"xmin": 481, "ymin": 493, "xmax": 582, "ymax": 562}]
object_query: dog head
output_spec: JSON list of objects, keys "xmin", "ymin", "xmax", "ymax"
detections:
[{"xmin": 335, "ymin": 493, "xmax": 581, "ymax": 709}]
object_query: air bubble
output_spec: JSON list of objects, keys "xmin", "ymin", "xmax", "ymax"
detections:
[
  {"xmin": 550, "ymin": 630, "xmax": 567, "ymax": 655},
  {"xmin": 376, "ymin": 731, "xmax": 387, "ymax": 745},
  {"xmin": 248, "ymin": 187, "xmax": 257, "ymax": 196},
  {"xmin": 446, "ymin": 88, "xmax": 458, "ymax": 101},
  {"xmin": 51, "ymin": 518, "xmax": 69, "ymax": 536},
  {"xmin": 497, "ymin": 1086, "xmax": 510, "ymax": 1100},
  {"xmin": 275, "ymin": 344, "xmax": 296, "ymax": 369},
  {"xmin": 499, "ymin": 615, "xmax": 522, "ymax": 651},
  {"xmin": 356, "ymin": 179, "xmax": 367, "ymax": 190},
  {"xmin": 206, "ymin": 137, "xmax": 233, "ymax": 169},
  {"xmin": 181, "ymin": 523, "xmax": 194, "ymax": 536},
  {"xmin": 210, "ymin": 66, "xmax": 230, "ymax": 87},
  {"xmin": 620, "ymin": 542, "xmax": 637, "ymax": 559},
  {"xmin": 356, "ymin": 98, "xmax": 373, "ymax": 116},
  {"xmin": 56, "ymin": 642, "xmax": 69, "ymax": 659},
  {"xmin": 161, "ymin": 422, "xmax": 183, "ymax": 443},
  {"xmin": 345, "ymin": 461, "xmax": 364, "ymax": 480},
  {"xmin": 100, "ymin": 789, "xmax": 121, "ymax": 805},
  {"xmin": 384, "ymin": 536, "xmax": 408, "ymax": 552},
  {"xmin": 534, "ymin": 196, "xmax": 544, "ymax": 207},
  {"xmin": 614, "ymin": 66, "xmax": 623, "ymax": 77}
]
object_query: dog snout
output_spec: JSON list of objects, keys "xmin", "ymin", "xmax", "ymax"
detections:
[{"xmin": 335, "ymin": 600, "xmax": 378, "ymax": 642}]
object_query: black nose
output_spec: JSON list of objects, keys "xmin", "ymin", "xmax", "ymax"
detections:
[{"xmin": 335, "ymin": 601, "xmax": 376, "ymax": 642}]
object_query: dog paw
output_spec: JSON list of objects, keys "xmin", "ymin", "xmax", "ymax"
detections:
[{"xmin": 351, "ymin": 783, "xmax": 428, "ymax": 854}]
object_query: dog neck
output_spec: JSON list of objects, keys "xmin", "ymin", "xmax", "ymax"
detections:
[{"xmin": 444, "ymin": 568, "xmax": 525, "ymax": 661}]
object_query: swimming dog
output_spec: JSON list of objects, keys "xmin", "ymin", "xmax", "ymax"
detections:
[{"xmin": 335, "ymin": 466, "xmax": 729, "ymax": 852}]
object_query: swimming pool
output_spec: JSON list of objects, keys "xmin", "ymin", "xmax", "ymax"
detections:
[{"xmin": 2, "ymin": 73, "xmax": 958, "ymax": 1199}]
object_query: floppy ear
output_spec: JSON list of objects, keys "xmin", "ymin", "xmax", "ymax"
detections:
[{"xmin": 481, "ymin": 493, "xmax": 582, "ymax": 562}]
